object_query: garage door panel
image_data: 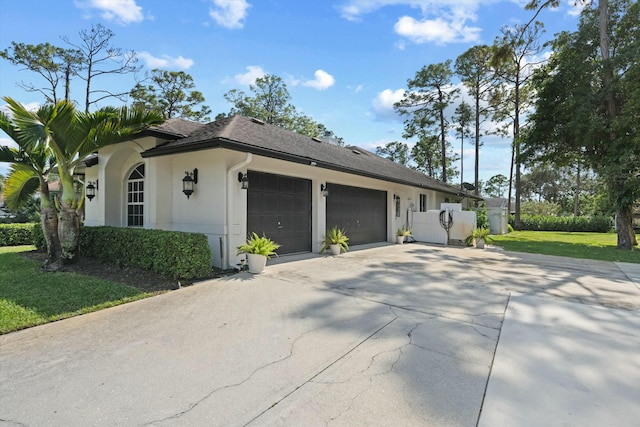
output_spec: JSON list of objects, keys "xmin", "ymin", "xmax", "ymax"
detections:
[
  {"xmin": 247, "ymin": 171, "xmax": 311, "ymax": 255},
  {"xmin": 326, "ymin": 184, "xmax": 387, "ymax": 246}
]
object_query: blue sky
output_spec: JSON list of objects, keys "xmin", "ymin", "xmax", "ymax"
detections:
[{"xmin": 0, "ymin": 0, "xmax": 583, "ymax": 184}]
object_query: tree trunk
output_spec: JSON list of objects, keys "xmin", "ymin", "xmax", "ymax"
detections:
[
  {"xmin": 460, "ymin": 133, "xmax": 464, "ymax": 189},
  {"xmin": 85, "ymin": 59, "xmax": 92, "ymax": 113},
  {"xmin": 439, "ymin": 96, "xmax": 447, "ymax": 183},
  {"xmin": 598, "ymin": 0, "xmax": 632, "ymax": 250},
  {"xmin": 599, "ymin": 0, "xmax": 617, "ymax": 133},
  {"xmin": 64, "ymin": 64, "xmax": 72, "ymax": 103},
  {"xmin": 508, "ymin": 142, "xmax": 514, "ymax": 218},
  {"xmin": 513, "ymin": 77, "xmax": 521, "ymax": 230},
  {"xmin": 616, "ymin": 206, "xmax": 633, "ymax": 250},
  {"xmin": 40, "ymin": 206, "xmax": 63, "ymax": 271},
  {"xmin": 58, "ymin": 206, "xmax": 81, "ymax": 265},
  {"xmin": 475, "ymin": 98, "xmax": 480, "ymax": 197},
  {"xmin": 574, "ymin": 160, "xmax": 581, "ymax": 217}
]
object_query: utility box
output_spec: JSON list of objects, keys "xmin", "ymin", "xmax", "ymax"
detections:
[{"xmin": 485, "ymin": 198, "xmax": 508, "ymax": 235}]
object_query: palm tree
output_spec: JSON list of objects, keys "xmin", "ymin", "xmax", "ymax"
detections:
[
  {"xmin": 2, "ymin": 97, "xmax": 163, "ymax": 266},
  {"xmin": 0, "ymin": 111, "xmax": 62, "ymax": 268}
]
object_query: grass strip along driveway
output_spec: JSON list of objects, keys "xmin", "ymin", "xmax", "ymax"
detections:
[
  {"xmin": 0, "ymin": 246, "xmax": 155, "ymax": 334},
  {"xmin": 491, "ymin": 231, "xmax": 640, "ymax": 264}
]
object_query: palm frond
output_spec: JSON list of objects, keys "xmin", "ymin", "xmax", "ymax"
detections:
[
  {"xmin": 44, "ymin": 100, "xmax": 83, "ymax": 161},
  {"xmin": 0, "ymin": 110, "xmax": 19, "ymax": 142},
  {"xmin": 3, "ymin": 165, "xmax": 41, "ymax": 210},
  {"xmin": 0, "ymin": 145, "xmax": 19, "ymax": 163},
  {"xmin": 76, "ymin": 107, "xmax": 163, "ymax": 160},
  {"xmin": 2, "ymin": 97, "xmax": 49, "ymax": 152}
]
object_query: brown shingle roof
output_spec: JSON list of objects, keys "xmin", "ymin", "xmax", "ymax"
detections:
[
  {"xmin": 78, "ymin": 118, "xmax": 204, "ymax": 168},
  {"xmin": 142, "ymin": 115, "xmax": 470, "ymax": 197},
  {"xmin": 144, "ymin": 117, "xmax": 205, "ymax": 139}
]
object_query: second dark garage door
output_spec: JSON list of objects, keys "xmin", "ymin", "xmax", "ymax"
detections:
[
  {"xmin": 326, "ymin": 183, "xmax": 387, "ymax": 246},
  {"xmin": 247, "ymin": 171, "xmax": 311, "ymax": 255}
]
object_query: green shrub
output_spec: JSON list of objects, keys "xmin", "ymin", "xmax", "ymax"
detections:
[
  {"xmin": 237, "ymin": 232, "xmax": 281, "ymax": 258},
  {"xmin": 80, "ymin": 226, "xmax": 212, "ymax": 280},
  {"xmin": 32, "ymin": 223, "xmax": 46, "ymax": 251},
  {"xmin": 475, "ymin": 206, "xmax": 489, "ymax": 229},
  {"xmin": 320, "ymin": 226, "xmax": 349, "ymax": 253},
  {"xmin": 0, "ymin": 223, "xmax": 38, "ymax": 246},
  {"xmin": 509, "ymin": 214, "xmax": 613, "ymax": 233},
  {"xmin": 12, "ymin": 224, "xmax": 212, "ymax": 280}
]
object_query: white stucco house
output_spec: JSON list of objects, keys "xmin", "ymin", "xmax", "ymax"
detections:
[{"xmin": 81, "ymin": 115, "xmax": 475, "ymax": 270}]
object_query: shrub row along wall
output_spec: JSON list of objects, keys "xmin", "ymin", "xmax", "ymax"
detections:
[
  {"xmin": 81, "ymin": 226, "xmax": 212, "ymax": 280},
  {"xmin": 31, "ymin": 224, "xmax": 212, "ymax": 280},
  {"xmin": 0, "ymin": 223, "xmax": 36, "ymax": 246},
  {"xmin": 511, "ymin": 214, "xmax": 612, "ymax": 233}
]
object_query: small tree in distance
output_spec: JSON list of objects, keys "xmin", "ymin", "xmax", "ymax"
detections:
[
  {"xmin": 485, "ymin": 174, "xmax": 509, "ymax": 198},
  {"xmin": 220, "ymin": 74, "xmax": 343, "ymax": 143},
  {"xmin": 130, "ymin": 69, "xmax": 212, "ymax": 122}
]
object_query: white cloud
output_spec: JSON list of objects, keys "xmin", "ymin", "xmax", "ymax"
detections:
[
  {"xmin": 233, "ymin": 65, "xmax": 266, "ymax": 85},
  {"xmin": 209, "ymin": 0, "xmax": 251, "ymax": 29},
  {"xmin": 394, "ymin": 8, "xmax": 482, "ymax": 45},
  {"xmin": 337, "ymin": 0, "xmax": 428, "ymax": 22},
  {"xmin": 302, "ymin": 70, "xmax": 336, "ymax": 90},
  {"xmin": 372, "ymin": 88, "xmax": 405, "ymax": 121},
  {"xmin": 138, "ymin": 52, "xmax": 194, "ymax": 70},
  {"xmin": 284, "ymin": 74, "xmax": 301, "ymax": 87},
  {"xmin": 76, "ymin": 0, "xmax": 144, "ymax": 24},
  {"xmin": 337, "ymin": 1, "xmax": 507, "ymax": 45}
]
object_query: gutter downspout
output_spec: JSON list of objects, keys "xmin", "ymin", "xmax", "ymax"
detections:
[{"xmin": 226, "ymin": 153, "xmax": 252, "ymax": 270}]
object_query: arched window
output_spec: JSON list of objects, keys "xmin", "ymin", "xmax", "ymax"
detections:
[{"xmin": 127, "ymin": 164, "xmax": 144, "ymax": 227}]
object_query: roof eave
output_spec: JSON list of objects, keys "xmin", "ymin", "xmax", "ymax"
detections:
[
  {"xmin": 140, "ymin": 137, "xmax": 471, "ymax": 197},
  {"xmin": 141, "ymin": 128, "xmax": 189, "ymax": 139}
]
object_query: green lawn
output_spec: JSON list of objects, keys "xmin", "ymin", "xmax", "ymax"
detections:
[
  {"xmin": 0, "ymin": 246, "xmax": 156, "ymax": 334},
  {"xmin": 490, "ymin": 231, "xmax": 640, "ymax": 264}
]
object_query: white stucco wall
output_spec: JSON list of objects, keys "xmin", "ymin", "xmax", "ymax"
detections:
[{"xmin": 84, "ymin": 143, "xmax": 467, "ymax": 270}]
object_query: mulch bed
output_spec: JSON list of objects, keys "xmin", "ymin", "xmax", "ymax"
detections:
[{"xmin": 20, "ymin": 251, "xmax": 189, "ymax": 293}]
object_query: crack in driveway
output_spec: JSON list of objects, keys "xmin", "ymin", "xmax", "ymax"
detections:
[
  {"xmin": 143, "ymin": 306, "xmax": 398, "ymax": 426},
  {"xmin": 243, "ymin": 315, "xmax": 400, "ymax": 426}
]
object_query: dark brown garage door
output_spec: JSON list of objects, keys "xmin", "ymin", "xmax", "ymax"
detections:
[
  {"xmin": 326, "ymin": 183, "xmax": 387, "ymax": 245},
  {"xmin": 247, "ymin": 171, "xmax": 311, "ymax": 255}
]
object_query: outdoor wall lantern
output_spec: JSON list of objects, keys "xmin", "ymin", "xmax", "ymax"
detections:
[
  {"xmin": 320, "ymin": 183, "xmax": 329, "ymax": 197},
  {"xmin": 238, "ymin": 172, "xmax": 249, "ymax": 190},
  {"xmin": 86, "ymin": 180, "xmax": 98, "ymax": 202},
  {"xmin": 183, "ymin": 168, "xmax": 198, "ymax": 199}
]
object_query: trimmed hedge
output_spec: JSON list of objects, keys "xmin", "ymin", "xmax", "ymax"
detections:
[
  {"xmin": 0, "ymin": 223, "xmax": 37, "ymax": 246},
  {"xmin": 32, "ymin": 223, "xmax": 46, "ymax": 251},
  {"xmin": 511, "ymin": 214, "xmax": 612, "ymax": 233},
  {"xmin": 81, "ymin": 226, "xmax": 212, "ymax": 280},
  {"xmin": 29, "ymin": 224, "xmax": 211, "ymax": 280}
]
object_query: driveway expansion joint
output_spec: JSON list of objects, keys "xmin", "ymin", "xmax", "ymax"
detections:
[{"xmin": 475, "ymin": 292, "xmax": 511, "ymax": 427}]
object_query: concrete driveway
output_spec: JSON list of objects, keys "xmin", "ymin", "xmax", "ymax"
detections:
[{"xmin": 1, "ymin": 243, "xmax": 639, "ymax": 426}]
